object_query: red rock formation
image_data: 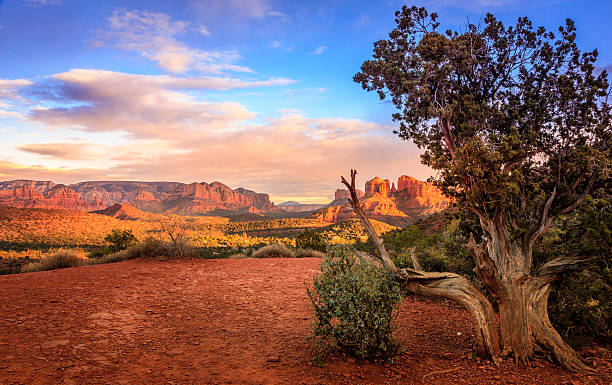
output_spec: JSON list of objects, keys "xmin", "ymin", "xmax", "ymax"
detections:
[
  {"xmin": 394, "ymin": 175, "xmax": 450, "ymax": 215},
  {"xmin": 0, "ymin": 180, "xmax": 275, "ymax": 214},
  {"xmin": 44, "ymin": 185, "xmax": 94, "ymax": 211},
  {"xmin": 317, "ymin": 175, "xmax": 450, "ymax": 225},
  {"xmin": 0, "ymin": 184, "xmax": 93, "ymax": 210},
  {"xmin": 334, "ymin": 189, "xmax": 364, "ymax": 201},
  {"xmin": 0, "ymin": 185, "xmax": 47, "ymax": 208},
  {"xmin": 308, "ymin": 205, "xmax": 355, "ymax": 223},
  {"xmin": 365, "ymin": 177, "xmax": 390, "ymax": 195}
]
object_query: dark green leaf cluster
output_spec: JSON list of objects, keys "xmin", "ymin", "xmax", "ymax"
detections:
[
  {"xmin": 307, "ymin": 245, "xmax": 402, "ymax": 361},
  {"xmin": 295, "ymin": 229, "xmax": 327, "ymax": 252},
  {"xmin": 104, "ymin": 229, "xmax": 138, "ymax": 253}
]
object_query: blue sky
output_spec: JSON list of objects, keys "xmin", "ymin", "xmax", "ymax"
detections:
[{"xmin": 0, "ymin": 0, "xmax": 610, "ymax": 203}]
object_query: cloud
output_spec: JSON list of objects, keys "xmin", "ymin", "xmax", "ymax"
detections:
[
  {"xmin": 309, "ymin": 46, "xmax": 327, "ymax": 55},
  {"xmin": 29, "ymin": 69, "xmax": 270, "ymax": 139},
  {"xmin": 23, "ymin": 0, "xmax": 62, "ymax": 6},
  {"xmin": 199, "ymin": 25, "xmax": 211, "ymax": 37},
  {"xmin": 100, "ymin": 10, "xmax": 251, "ymax": 74},
  {"xmin": 18, "ymin": 142, "xmax": 100, "ymax": 160},
  {"xmin": 0, "ymin": 78, "xmax": 32, "ymax": 118},
  {"xmin": 229, "ymin": 0, "xmax": 269, "ymax": 18},
  {"xmin": 270, "ymin": 40, "xmax": 294, "ymax": 52}
]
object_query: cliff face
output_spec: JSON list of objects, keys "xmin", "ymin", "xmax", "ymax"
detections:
[
  {"xmin": 0, "ymin": 180, "xmax": 275, "ymax": 215},
  {"xmin": 308, "ymin": 175, "xmax": 450, "ymax": 225}
]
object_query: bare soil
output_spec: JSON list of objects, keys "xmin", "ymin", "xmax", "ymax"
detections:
[{"xmin": 0, "ymin": 258, "xmax": 609, "ymax": 384}]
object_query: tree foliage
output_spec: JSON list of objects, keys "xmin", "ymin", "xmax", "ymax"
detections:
[
  {"xmin": 353, "ymin": 6, "xmax": 611, "ymax": 371},
  {"xmin": 355, "ymin": 7, "xmax": 610, "ymax": 248}
]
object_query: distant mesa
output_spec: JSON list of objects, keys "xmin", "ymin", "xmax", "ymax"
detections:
[
  {"xmin": 276, "ymin": 201, "xmax": 326, "ymax": 213},
  {"xmin": 279, "ymin": 201, "xmax": 301, "ymax": 206},
  {"xmin": 0, "ymin": 180, "xmax": 274, "ymax": 215}
]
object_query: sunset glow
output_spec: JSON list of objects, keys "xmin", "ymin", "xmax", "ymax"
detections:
[{"xmin": 1, "ymin": 0, "xmax": 610, "ymax": 203}]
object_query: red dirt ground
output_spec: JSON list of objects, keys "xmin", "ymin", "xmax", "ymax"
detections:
[{"xmin": 0, "ymin": 258, "xmax": 609, "ymax": 385}]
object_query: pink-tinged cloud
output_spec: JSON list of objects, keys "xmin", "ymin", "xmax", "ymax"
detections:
[
  {"xmin": 18, "ymin": 142, "xmax": 100, "ymax": 160},
  {"xmin": 101, "ymin": 9, "xmax": 254, "ymax": 74},
  {"xmin": 29, "ymin": 69, "xmax": 297, "ymax": 139}
]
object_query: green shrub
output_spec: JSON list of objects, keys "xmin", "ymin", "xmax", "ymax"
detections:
[
  {"xmin": 22, "ymin": 250, "xmax": 82, "ymax": 272},
  {"xmin": 252, "ymin": 244, "xmax": 295, "ymax": 258},
  {"xmin": 296, "ymin": 230, "xmax": 327, "ymax": 252},
  {"xmin": 307, "ymin": 245, "xmax": 402, "ymax": 361},
  {"xmin": 548, "ymin": 269, "xmax": 611, "ymax": 346},
  {"xmin": 295, "ymin": 248, "xmax": 326, "ymax": 258},
  {"xmin": 105, "ymin": 229, "xmax": 138, "ymax": 253}
]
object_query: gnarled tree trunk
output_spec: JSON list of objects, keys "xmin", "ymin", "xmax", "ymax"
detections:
[{"xmin": 341, "ymin": 169, "xmax": 594, "ymax": 372}]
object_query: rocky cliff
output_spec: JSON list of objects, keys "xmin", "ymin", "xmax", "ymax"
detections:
[
  {"xmin": 0, "ymin": 180, "xmax": 275, "ymax": 215},
  {"xmin": 308, "ymin": 175, "xmax": 450, "ymax": 225}
]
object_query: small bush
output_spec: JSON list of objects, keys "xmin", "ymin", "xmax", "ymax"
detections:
[
  {"xmin": 295, "ymin": 248, "xmax": 326, "ymax": 258},
  {"xmin": 549, "ymin": 269, "xmax": 611, "ymax": 346},
  {"xmin": 22, "ymin": 250, "xmax": 82, "ymax": 272},
  {"xmin": 91, "ymin": 249, "xmax": 134, "ymax": 264},
  {"xmin": 228, "ymin": 253, "xmax": 247, "ymax": 259},
  {"xmin": 252, "ymin": 244, "xmax": 295, "ymax": 258},
  {"xmin": 296, "ymin": 230, "xmax": 327, "ymax": 252},
  {"xmin": 158, "ymin": 238, "xmax": 199, "ymax": 259},
  {"xmin": 308, "ymin": 245, "xmax": 402, "ymax": 361},
  {"xmin": 105, "ymin": 229, "xmax": 138, "ymax": 253}
]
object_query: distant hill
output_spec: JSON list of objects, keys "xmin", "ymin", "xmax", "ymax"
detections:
[
  {"xmin": 93, "ymin": 203, "xmax": 148, "ymax": 220},
  {"xmin": 276, "ymin": 201, "xmax": 326, "ymax": 213},
  {"xmin": 0, "ymin": 180, "xmax": 274, "ymax": 215}
]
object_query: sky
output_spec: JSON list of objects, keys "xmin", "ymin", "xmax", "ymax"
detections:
[{"xmin": 0, "ymin": 0, "xmax": 610, "ymax": 204}]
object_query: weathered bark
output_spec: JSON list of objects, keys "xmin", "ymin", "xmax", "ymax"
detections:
[
  {"xmin": 340, "ymin": 169, "xmax": 594, "ymax": 372},
  {"xmin": 467, "ymin": 226, "xmax": 595, "ymax": 372}
]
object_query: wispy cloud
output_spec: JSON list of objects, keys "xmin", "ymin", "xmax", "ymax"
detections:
[
  {"xmin": 270, "ymin": 40, "xmax": 294, "ymax": 52},
  {"xmin": 0, "ymin": 78, "xmax": 32, "ymax": 118},
  {"xmin": 309, "ymin": 46, "xmax": 327, "ymax": 55},
  {"xmin": 18, "ymin": 142, "xmax": 100, "ymax": 160},
  {"xmin": 23, "ymin": 0, "xmax": 62, "ymax": 6},
  {"xmin": 99, "ymin": 10, "xmax": 251, "ymax": 74},
  {"xmin": 198, "ymin": 25, "xmax": 211, "ymax": 37}
]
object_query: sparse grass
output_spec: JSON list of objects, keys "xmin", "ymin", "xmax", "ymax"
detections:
[
  {"xmin": 228, "ymin": 253, "xmax": 247, "ymax": 259},
  {"xmin": 252, "ymin": 244, "xmax": 295, "ymax": 258},
  {"xmin": 21, "ymin": 250, "xmax": 83, "ymax": 272},
  {"xmin": 295, "ymin": 248, "xmax": 326, "ymax": 258}
]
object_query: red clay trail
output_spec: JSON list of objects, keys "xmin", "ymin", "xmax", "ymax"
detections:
[{"xmin": 0, "ymin": 258, "xmax": 609, "ymax": 384}]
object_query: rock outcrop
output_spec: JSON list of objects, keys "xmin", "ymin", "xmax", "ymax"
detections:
[
  {"xmin": 308, "ymin": 175, "xmax": 450, "ymax": 225},
  {"xmin": 0, "ymin": 180, "xmax": 275, "ymax": 215},
  {"xmin": 93, "ymin": 203, "xmax": 148, "ymax": 220},
  {"xmin": 365, "ymin": 177, "xmax": 391, "ymax": 195}
]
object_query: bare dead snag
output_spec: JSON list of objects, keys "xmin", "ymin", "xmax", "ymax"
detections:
[
  {"xmin": 410, "ymin": 247, "xmax": 422, "ymax": 271},
  {"xmin": 340, "ymin": 169, "xmax": 501, "ymax": 362},
  {"xmin": 341, "ymin": 169, "xmax": 398, "ymax": 274}
]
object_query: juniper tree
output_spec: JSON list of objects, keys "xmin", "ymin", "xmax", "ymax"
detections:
[{"xmin": 349, "ymin": 6, "xmax": 610, "ymax": 372}]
